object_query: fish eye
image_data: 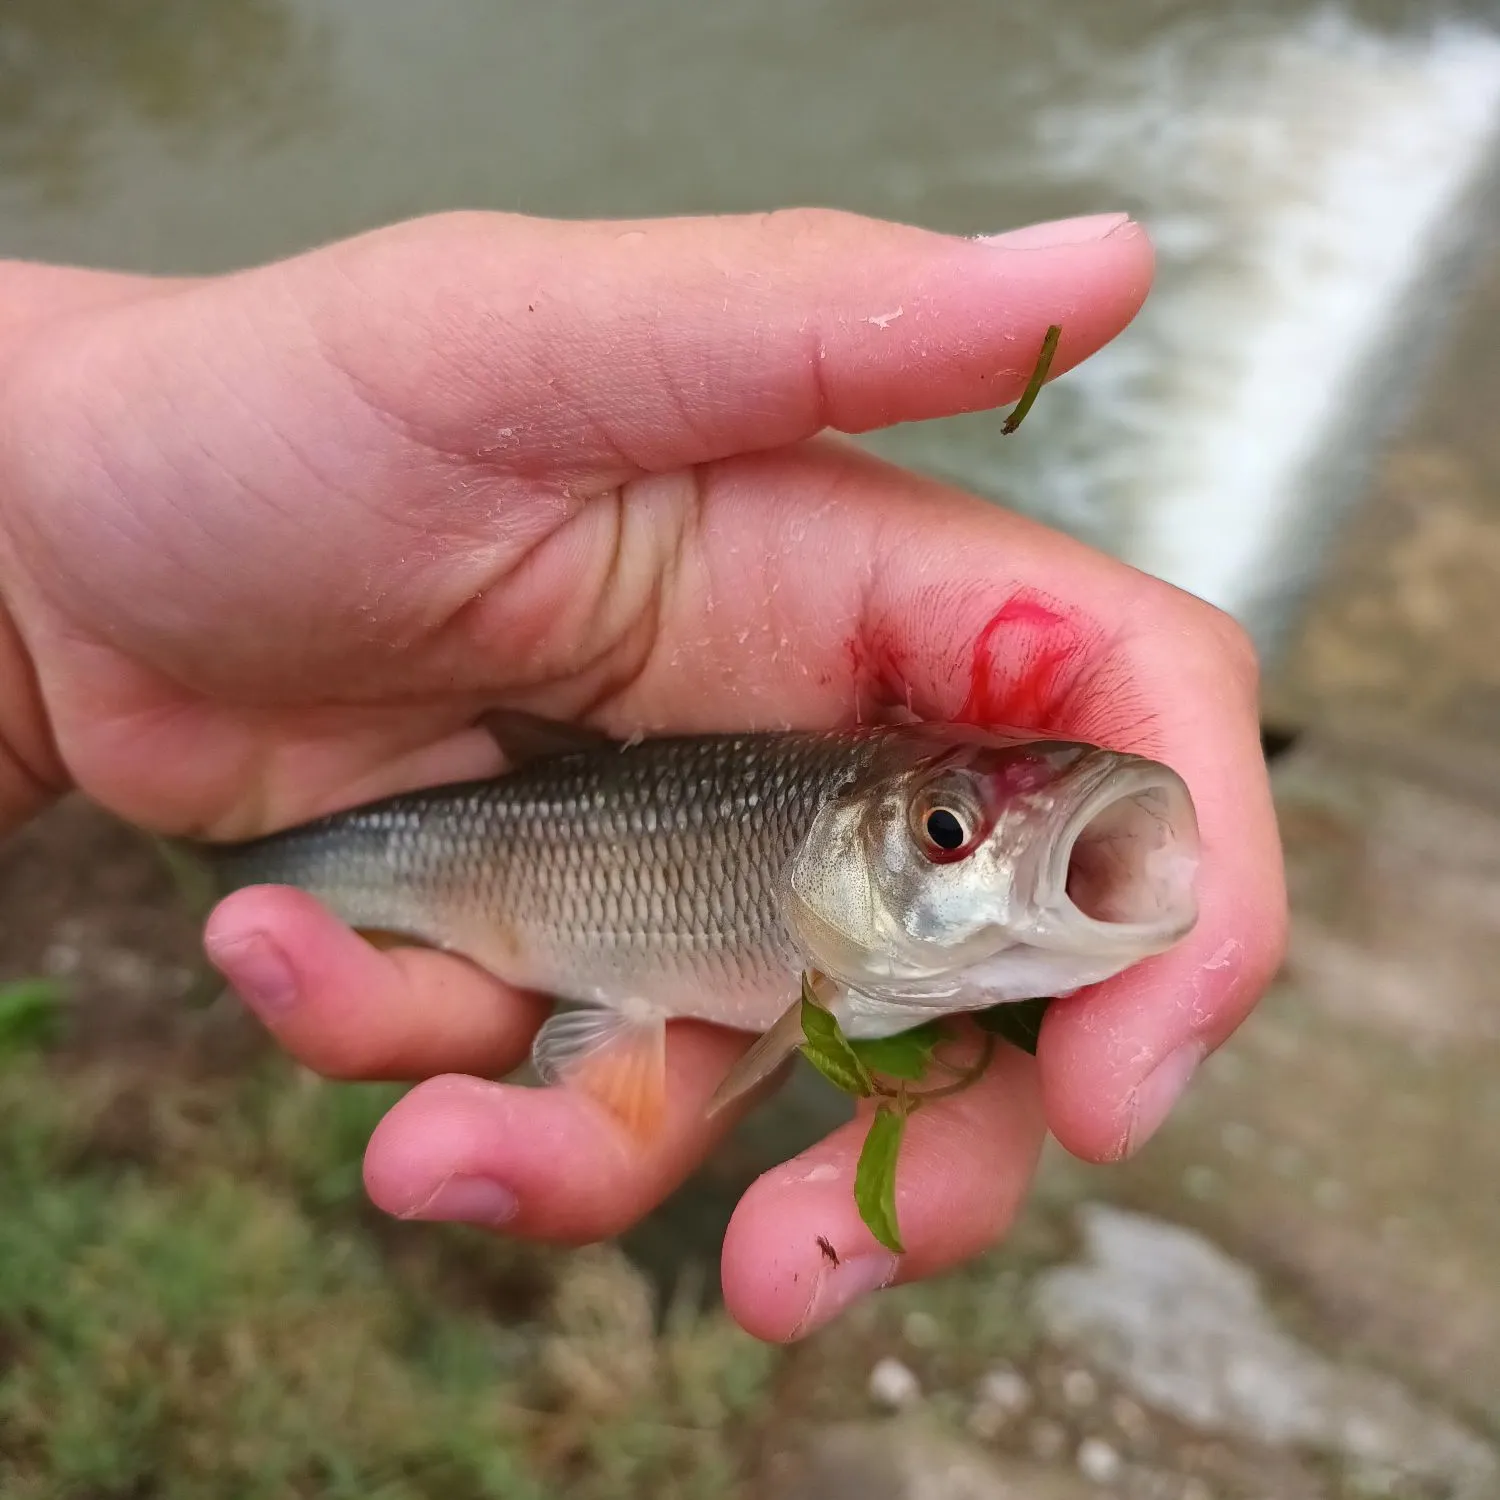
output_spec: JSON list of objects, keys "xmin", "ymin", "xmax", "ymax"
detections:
[
  {"xmin": 924, "ymin": 806, "xmax": 969, "ymax": 851},
  {"xmin": 909, "ymin": 775, "xmax": 988, "ymax": 861}
]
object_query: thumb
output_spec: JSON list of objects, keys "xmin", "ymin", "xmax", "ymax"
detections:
[{"xmin": 266, "ymin": 206, "xmax": 1153, "ymax": 484}]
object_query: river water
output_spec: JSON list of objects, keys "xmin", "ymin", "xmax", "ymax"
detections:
[{"xmin": 3, "ymin": 0, "xmax": 1500, "ymax": 665}]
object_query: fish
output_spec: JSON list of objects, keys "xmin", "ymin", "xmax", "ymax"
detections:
[{"xmin": 187, "ymin": 711, "xmax": 1201, "ymax": 1137}]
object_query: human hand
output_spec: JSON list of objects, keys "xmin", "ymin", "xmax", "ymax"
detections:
[{"xmin": 0, "ymin": 208, "xmax": 1285, "ymax": 1339}]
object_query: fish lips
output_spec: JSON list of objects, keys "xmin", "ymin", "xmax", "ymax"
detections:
[{"xmin": 1025, "ymin": 750, "xmax": 1202, "ymax": 957}]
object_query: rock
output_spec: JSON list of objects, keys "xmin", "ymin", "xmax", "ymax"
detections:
[
  {"xmin": 903, "ymin": 1310, "xmax": 943, "ymax": 1348},
  {"xmin": 770, "ymin": 1420, "xmax": 1099, "ymax": 1500},
  {"xmin": 869, "ymin": 1356, "xmax": 922, "ymax": 1410},
  {"xmin": 1074, "ymin": 1437, "xmax": 1123, "ymax": 1486},
  {"xmin": 980, "ymin": 1367, "xmax": 1031, "ymax": 1411},
  {"xmin": 963, "ymin": 1406, "xmax": 1007, "ymax": 1444},
  {"xmin": 1033, "ymin": 1204, "xmax": 1497, "ymax": 1498},
  {"xmin": 966, "ymin": 1366, "xmax": 1033, "ymax": 1438},
  {"xmin": 978, "ymin": 1367, "xmax": 1031, "ymax": 1412},
  {"xmin": 1028, "ymin": 1418, "xmax": 1069, "ymax": 1462}
]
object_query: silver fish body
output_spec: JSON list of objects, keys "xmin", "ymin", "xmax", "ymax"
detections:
[
  {"xmin": 196, "ymin": 718, "xmax": 1201, "ymax": 1130},
  {"xmin": 204, "ymin": 730, "xmax": 870, "ymax": 1033}
]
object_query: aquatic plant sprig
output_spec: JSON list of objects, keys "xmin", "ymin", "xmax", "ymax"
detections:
[
  {"xmin": 1000, "ymin": 323, "xmax": 1063, "ymax": 434},
  {"xmin": 795, "ymin": 972, "xmax": 1052, "ymax": 1252}
]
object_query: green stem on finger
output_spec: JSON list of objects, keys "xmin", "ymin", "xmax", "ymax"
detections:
[{"xmin": 1000, "ymin": 323, "xmax": 1062, "ymax": 435}]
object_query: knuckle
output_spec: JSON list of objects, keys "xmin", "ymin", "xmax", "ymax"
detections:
[
  {"xmin": 1205, "ymin": 608, "xmax": 1262, "ymax": 699},
  {"xmin": 1204, "ymin": 603, "xmax": 1259, "ymax": 674},
  {"xmin": 1149, "ymin": 578, "xmax": 1262, "ymax": 698}
]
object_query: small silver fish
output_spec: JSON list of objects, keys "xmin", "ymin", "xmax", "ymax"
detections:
[{"xmin": 192, "ymin": 712, "xmax": 1200, "ymax": 1134}]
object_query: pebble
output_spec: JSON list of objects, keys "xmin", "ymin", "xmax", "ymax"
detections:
[
  {"xmin": 1029, "ymin": 1417, "xmax": 1068, "ymax": 1462},
  {"xmin": 1061, "ymin": 1367, "xmax": 1099, "ymax": 1407},
  {"xmin": 1182, "ymin": 1164, "xmax": 1219, "ymax": 1201},
  {"xmin": 966, "ymin": 1366, "xmax": 1032, "ymax": 1440},
  {"xmin": 902, "ymin": 1310, "xmax": 942, "ymax": 1348},
  {"xmin": 1109, "ymin": 1395, "xmax": 1151, "ymax": 1444},
  {"xmin": 868, "ymin": 1356, "xmax": 921, "ymax": 1410},
  {"xmin": 1076, "ymin": 1436, "xmax": 1124, "ymax": 1485},
  {"xmin": 41, "ymin": 940, "xmax": 81, "ymax": 975},
  {"xmin": 976, "ymin": 1366, "xmax": 1032, "ymax": 1415}
]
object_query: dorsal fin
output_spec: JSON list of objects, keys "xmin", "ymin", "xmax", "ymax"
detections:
[{"xmin": 477, "ymin": 708, "xmax": 618, "ymax": 766}]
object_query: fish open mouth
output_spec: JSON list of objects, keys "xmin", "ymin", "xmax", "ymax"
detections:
[{"xmin": 1050, "ymin": 762, "xmax": 1201, "ymax": 946}]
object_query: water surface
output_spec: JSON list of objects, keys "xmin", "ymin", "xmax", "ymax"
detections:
[{"xmin": 4, "ymin": 0, "xmax": 1499, "ymax": 663}]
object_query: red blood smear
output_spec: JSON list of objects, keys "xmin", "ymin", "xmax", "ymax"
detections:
[
  {"xmin": 844, "ymin": 586, "xmax": 1103, "ymax": 733},
  {"xmin": 955, "ymin": 593, "xmax": 1079, "ymax": 730}
]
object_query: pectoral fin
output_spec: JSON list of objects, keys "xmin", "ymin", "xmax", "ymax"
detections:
[
  {"xmin": 705, "ymin": 990, "xmax": 819, "ymax": 1117},
  {"xmin": 532, "ymin": 1006, "xmax": 668, "ymax": 1142}
]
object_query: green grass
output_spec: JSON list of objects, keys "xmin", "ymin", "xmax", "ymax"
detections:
[
  {"xmin": 0, "ymin": 1047, "xmax": 791, "ymax": 1500},
  {"xmin": 0, "ymin": 978, "xmax": 66, "ymax": 1055}
]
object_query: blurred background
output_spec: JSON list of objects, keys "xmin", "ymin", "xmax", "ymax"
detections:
[{"xmin": 2, "ymin": 2, "xmax": 1499, "ymax": 1497}]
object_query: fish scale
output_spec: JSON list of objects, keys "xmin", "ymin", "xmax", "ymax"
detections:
[{"xmin": 203, "ymin": 731, "xmax": 879, "ymax": 1029}]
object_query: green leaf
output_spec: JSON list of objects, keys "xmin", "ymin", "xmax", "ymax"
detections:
[
  {"xmin": 854, "ymin": 1103, "xmax": 907, "ymax": 1254},
  {"xmin": 974, "ymin": 996, "xmax": 1052, "ymax": 1055},
  {"xmin": 798, "ymin": 979, "xmax": 875, "ymax": 1098},
  {"xmin": 849, "ymin": 1022, "xmax": 945, "ymax": 1081},
  {"xmin": 0, "ymin": 978, "xmax": 66, "ymax": 1055}
]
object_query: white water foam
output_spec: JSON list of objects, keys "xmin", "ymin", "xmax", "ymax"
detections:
[{"xmin": 940, "ymin": 11, "xmax": 1500, "ymax": 662}]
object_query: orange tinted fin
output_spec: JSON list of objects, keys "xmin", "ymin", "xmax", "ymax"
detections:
[{"xmin": 531, "ymin": 1007, "xmax": 668, "ymax": 1143}]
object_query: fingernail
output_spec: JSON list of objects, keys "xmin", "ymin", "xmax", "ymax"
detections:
[
  {"xmin": 793, "ymin": 1252, "xmax": 900, "ymax": 1338},
  {"xmin": 207, "ymin": 930, "xmax": 297, "ymax": 1016},
  {"xmin": 401, "ymin": 1173, "xmax": 520, "ymax": 1226},
  {"xmin": 1124, "ymin": 1040, "xmax": 1206, "ymax": 1157},
  {"xmin": 977, "ymin": 212, "xmax": 1133, "ymax": 249}
]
